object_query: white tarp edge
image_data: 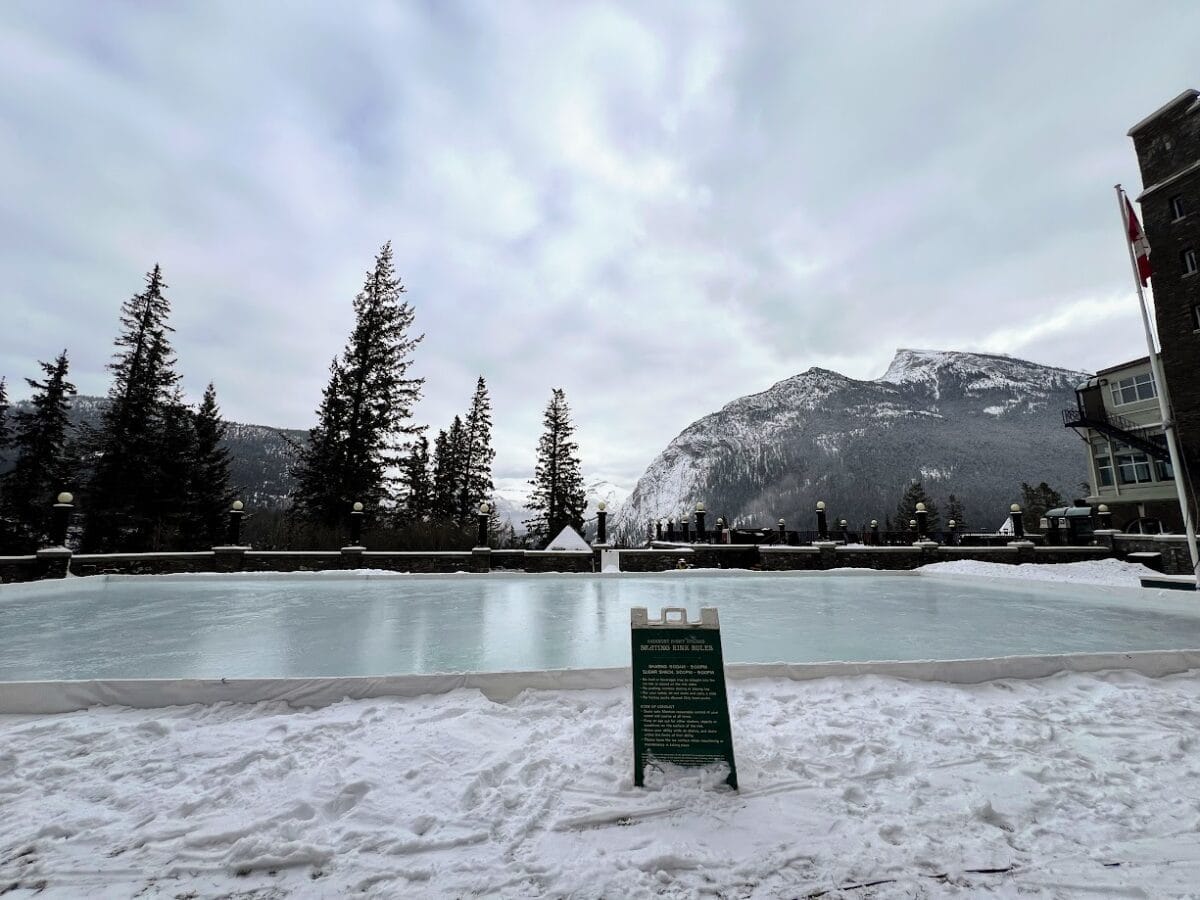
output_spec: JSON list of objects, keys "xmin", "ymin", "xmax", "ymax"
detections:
[{"xmin": 3, "ymin": 650, "xmax": 1199, "ymax": 715}]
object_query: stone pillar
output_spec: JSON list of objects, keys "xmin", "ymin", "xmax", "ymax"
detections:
[
  {"xmin": 666, "ymin": 519, "xmax": 676, "ymax": 542},
  {"xmin": 655, "ymin": 519, "xmax": 664, "ymax": 541},
  {"xmin": 947, "ymin": 520, "xmax": 957, "ymax": 546},
  {"xmin": 49, "ymin": 491, "xmax": 74, "ymax": 547},
  {"xmin": 476, "ymin": 501, "xmax": 491, "ymax": 548},
  {"xmin": 694, "ymin": 503, "xmax": 706, "ymax": 543},
  {"xmin": 226, "ymin": 500, "xmax": 245, "ymax": 546},
  {"xmin": 682, "ymin": 517, "xmax": 691, "ymax": 543},
  {"xmin": 597, "ymin": 502, "xmax": 608, "ymax": 544},
  {"xmin": 777, "ymin": 518, "xmax": 786, "ymax": 544},
  {"xmin": 815, "ymin": 540, "xmax": 838, "ymax": 569},
  {"xmin": 341, "ymin": 546, "xmax": 364, "ymax": 569},
  {"xmin": 1097, "ymin": 504, "xmax": 1113, "ymax": 530},
  {"xmin": 213, "ymin": 546, "xmax": 246, "ymax": 573},
  {"xmin": 870, "ymin": 519, "xmax": 879, "ymax": 546},
  {"xmin": 1010, "ymin": 503, "xmax": 1024, "ymax": 539},
  {"xmin": 348, "ymin": 501, "xmax": 364, "ymax": 547},
  {"xmin": 35, "ymin": 547, "xmax": 71, "ymax": 579},
  {"xmin": 470, "ymin": 547, "xmax": 491, "ymax": 573},
  {"xmin": 839, "ymin": 519, "xmax": 849, "ymax": 543},
  {"xmin": 816, "ymin": 501, "xmax": 828, "ymax": 540},
  {"xmin": 915, "ymin": 503, "xmax": 928, "ymax": 540}
]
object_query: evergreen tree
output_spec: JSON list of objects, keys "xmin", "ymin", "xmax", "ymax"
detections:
[
  {"xmin": 0, "ymin": 376, "xmax": 10, "ymax": 454},
  {"xmin": 291, "ymin": 243, "xmax": 423, "ymax": 526},
  {"xmin": 1020, "ymin": 481, "xmax": 1064, "ymax": 533},
  {"xmin": 1, "ymin": 352, "xmax": 76, "ymax": 548},
  {"xmin": 524, "ymin": 388, "xmax": 586, "ymax": 545},
  {"xmin": 432, "ymin": 417, "xmax": 467, "ymax": 521},
  {"xmin": 946, "ymin": 493, "xmax": 965, "ymax": 527},
  {"xmin": 397, "ymin": 433, "xmax": 432, "ymax": 521},
  {"xmin": 84, "ymin": 265, "xmax": 183, "ymax": 551},
  {"xmin": 457, "ymin": 376, "xmax": 495, "ymax": 523},
  {"xmin": 182, "ymin": 383, "xmax": 233, "ymax": 546},
  {"xmin": 893, "ymin": 480, "xmax": 940, "ymax": 533}
]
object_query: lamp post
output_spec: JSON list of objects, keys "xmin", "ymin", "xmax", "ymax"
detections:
[
  {"xmin": 839, "ymin": 518, "xmax": 849, "ymax": 543},
  {"xmin": 1010, "ymin": 503, "xmax": 1024, "ymax": 539},
  {"xmin": 816, "ymin": 501, "xmax": 828, "ymax": 540},
  {"xmin": 908, "ymin": 518, "xmax": 917, "ymax": 534},
  {"xmin": 50, "ymin": 491, "xmax": 74, "ymax": 547},
  {"xmin": 226, "ymin": 500, "xmax": 244, "ymax": 546},
  {"xmin": 681, "ymin": 514, "xmax": 691, "ymax": 543},
  {"xmin": 695, "ymin": 502, "xmax": 706, "ymax": 543},
  {"xmin": 1097, "ymin": 504, "xmax": 1112, "ymax": 530},
  {"xmin": 716, "ymin": 517, "xmax": 726, "ymax": 544},
  {"xmin": 666, "ymin": 518, "xmax": 676, "ymax": 542},
  {"xmin": 870, "ymin": 519, "xmax": 879, "ymax": 545},
  {"xmin": 948, "ymin": 519, "xmax": 957, "ymax": 545},
  {"xmin": 656, "ymin": 518, "xmax": 664, "ymax": 541},
  {"xmin": 915, "ymin": 502, "xmax": 928, "ymax": 539},
  {"xmin": 597, "ymin": 501, "xmax": 608, "ymax": 544},
  {"xmin": 777, "ymin": 517, "xmax": 786, "ymax": 544},
  {"xmin": 477, "ymin": 501, "xmax": 490, "ymax": 548},
  {"xmin": 347, "ymin": 501, "xmax": 364, "ymax": 546}
]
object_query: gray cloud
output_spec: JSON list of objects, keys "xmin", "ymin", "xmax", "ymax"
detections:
[{"xmin": 2, "ymin": 0, "xmax": 1196, "ymax": 489}]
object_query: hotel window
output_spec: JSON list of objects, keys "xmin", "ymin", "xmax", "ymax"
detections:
[
  {"xmin": 1170, "ymin": 194, "xmax": 1186, "ymax": 220},
  {"xmin": 1116, "ymin": 448, "xmax": 1154, "ymax": 485},
  {"xmin": 1094, "ymin": 449, "xmax": 1115, "ymax": 487},
  {"xmin": 1151, "ymin": 436, "xmax": 1174, "ymax": 481},
  {"xmin": 1184, "ymin": 248, "xmax": 1198, "ymax": 276},
  {"xmin": 1109, "ymin": 371, "xmax": 1156, "ymax": 406}
]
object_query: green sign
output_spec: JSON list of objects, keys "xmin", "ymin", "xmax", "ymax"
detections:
[{"xmin": 631, "ymin": 607, "xmax": 737, "ymax": 789}]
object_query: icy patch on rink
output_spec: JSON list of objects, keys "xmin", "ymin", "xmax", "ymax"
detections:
[{"xmin": 5, "ymin": 671, "xmax": 1200, "ymax": 897}]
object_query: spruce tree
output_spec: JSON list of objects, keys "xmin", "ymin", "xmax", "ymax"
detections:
[
  {"xmin": 893, "ymin": 480, "xmax": 940, "ymax": 533},
  {"xmin": 84, "ymin": 265, "xmax": 183, "ymax": 551},
  {"xmin": 0, "ymin": 377, "xmax": 10, "ymax": 454},
  {"xmin": 432, "ymin": 416, "xmax": 467, "ymax": 521},
  {"xmin": 291, "ymin": 243, "xmax": 423, "ymax": 526},
  {"xmin": 1019, "ymin": 481, "xmax": 1063, "ymax": 533},
  {"xmin": 398, "ymin": 433, "xmax": 432, "ymax": 521},
  {"xmin": 1, "ymin": 352, "xmax": 76, "ymax": 549},
  {"xmin": 524, "ymin": 388, "xmax": 586, "ymax": 546},
  {"xmin": 457, "ymin": 376, "xmax": 495, "ymax": 523},
  {"xmin": 182, "ymin": 383, "xmax": 232, "ymax": 546},
  {"xmin": 946, "ymin": 493, "xmax": 965, "ymax": 527}
]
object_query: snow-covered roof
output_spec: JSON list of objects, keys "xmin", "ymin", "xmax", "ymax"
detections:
[
  {"xmin": 1127, "ymin": 89, "xmax": 1198, "ymax": 136},
  {"xmin": 545, "ymin": 525, "xmax": 591, "ymax": 551}
]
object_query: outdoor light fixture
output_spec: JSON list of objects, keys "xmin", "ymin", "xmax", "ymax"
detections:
[
  {"xmin": 479, "ymin": 501, "xmax": 491, "ymax": 514},
  {"xmin": 870, "ymin": 520, "xmax": 878, "ymax": 527},
  {"xmin": 352, "ymin": 501, "xmax": 364, "ymax": 512},
  {"xmin": 56, "ymin": 492, "xmax": 73, "ymax": 504},
  {"xmin": 949, "ymin": 519, "xmax": 957, "ymax": 528},
  {"xmin": 231, "ymin": 500, "xmax": 244, "ymax": 511},
  {"xmin": 778, "ymin": 518, "xmax": 785, "ymax": 525},
  {"xmin": 915, "ymin": 502, "xmax": 926, "ymax": 512},
  {"xmin": 816, "ymin": 501, "xmax": 826, "ymax": 510},
  {"xmin": 696, "ymin": 502, "xmax": 705, "ymax": 512},
  {"xmin": 1011, "ymin": 504, "xmax": 1021, "ymax": 513},
  {"xmin": 598, "ymin": 501, "xmax": 607, "ymax": 511},
  {"xmin": 1098, "ymin": 504, "xmax": 1109, "ymax": 512}
]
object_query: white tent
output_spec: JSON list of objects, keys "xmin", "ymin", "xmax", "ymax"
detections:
[{"xmin": 545, "ymin": 525, "xmax": 591, "ymax": 551}]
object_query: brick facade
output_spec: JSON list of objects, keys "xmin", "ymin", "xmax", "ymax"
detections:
[{"xmin": 1129, "ymin": 90, "xmax": 1200, "ymax": 517}]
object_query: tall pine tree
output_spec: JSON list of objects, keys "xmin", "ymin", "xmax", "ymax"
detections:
[
  {"xmin": 397, "ymin": 433, "xmax": 432, "ymax": 521},
  {"xmin": 292, "ymin": 243, "xmax": 423, "ymax": 526},
  {"xmin": 457, "ymin": 376, "xmax": 495, "ymax": 523},
  {"xmin": 432, "ymin": 416, "xmax": 467, "ymax": 521},
  {"xmin": 1, "ymin": 352, "xmax": 76, "ymax": 549},
  {"xmin": 893, "ymin": 480, "xmax": 941, "ymax": 532},
  {"xmin": 84, "ymin": 265, "xmax": 183, "ymax": 551},
  {"xmin": 0, "ymin": 376, "xmax": 10, "ymax": 455},
  {"xmin": 179, "ymin": 384, "xmax": 233, "ymax": 547},
  {"xmin": 524, "ymin": 388, "xmax": 586, "ymax": 546}
]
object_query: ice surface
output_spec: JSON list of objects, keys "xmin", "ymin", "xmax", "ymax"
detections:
[{"xmin": 2, "ymin": 571, "xmax": 1200, "ymax": 681}]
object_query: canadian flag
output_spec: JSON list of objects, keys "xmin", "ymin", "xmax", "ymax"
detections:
[{"xmin": 1125, "ymin": 197, "xmax": 1153, "ymax": 286}]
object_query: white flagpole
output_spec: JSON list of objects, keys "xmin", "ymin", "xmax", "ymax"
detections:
[{"xmin": 1115, "ymin": 184, "xmax": 1199, "ymax": 587}]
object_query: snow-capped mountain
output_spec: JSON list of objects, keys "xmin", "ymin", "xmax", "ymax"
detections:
[{"xmin": 611, "ymin": 349, "xmax": 1088, "ymax": 539}]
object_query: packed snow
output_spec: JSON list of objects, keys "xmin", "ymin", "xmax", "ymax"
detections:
[
  {"xmin": 5, "ymin": 670, "xmax": 1200, "ymax": 897},
  {"xmin": 917, "ymin": 557, "xmax": 1155, "ymax": 587}
]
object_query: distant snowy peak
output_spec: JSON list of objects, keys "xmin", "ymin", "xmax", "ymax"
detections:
[{"xmin": 877, "ymin": 349, "xmax": 1084, "ymax": 396}]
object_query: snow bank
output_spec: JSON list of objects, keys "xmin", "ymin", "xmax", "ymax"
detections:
[
  {"xmin": 4, "ymin": 672, "xmax": 1200, "ymax": 897},
  {"xmin": 918, "ymin": 556, "xmax": 1154, "ymax": 587}
]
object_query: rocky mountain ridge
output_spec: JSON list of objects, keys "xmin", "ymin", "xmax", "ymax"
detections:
[{"xmin": 611, "ymin": 349, "xmax": 1089, "ymax": 538}]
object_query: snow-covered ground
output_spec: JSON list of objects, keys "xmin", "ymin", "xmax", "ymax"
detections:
[
  {"xmin": 6, "ymin": 669, "xmax": 1200, "ymax": 897},
  {"xmin": 917, "ymin": 557, "xmax": 1155, "ymax": 587}
]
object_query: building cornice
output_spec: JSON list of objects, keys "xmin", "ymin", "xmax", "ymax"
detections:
[{"xmin": 1127, "ymin": 89, "xmax": 1199, "ymax": 137}]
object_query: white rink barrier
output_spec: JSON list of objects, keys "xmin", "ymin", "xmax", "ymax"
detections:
[{"xmin": 2, "ymin": 649, "xmax": 1199, "ymax": 714}]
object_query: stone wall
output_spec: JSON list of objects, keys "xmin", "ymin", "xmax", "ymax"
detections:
[
  {"xmin": 2, "ymin": 540, "xmax": 1119, "ymax": 582},
  {"xmin": 1109, "ymin": 533, "xmax": 1195, "ymax": 575}
]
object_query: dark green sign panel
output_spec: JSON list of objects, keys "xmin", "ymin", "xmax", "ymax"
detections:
[{"xmin": 631, "ymin": 607, "xmax": 737, "ymax": 789}]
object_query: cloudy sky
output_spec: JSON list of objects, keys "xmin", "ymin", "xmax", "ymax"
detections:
[{"xmin": 2, "ymin": 1, "xmax": 1197, "ymax": 492}]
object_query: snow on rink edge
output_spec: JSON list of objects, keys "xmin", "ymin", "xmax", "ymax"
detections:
[{"xmin": 5, "ymin": 670, "xmax": 1200, "ymax": 898}]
